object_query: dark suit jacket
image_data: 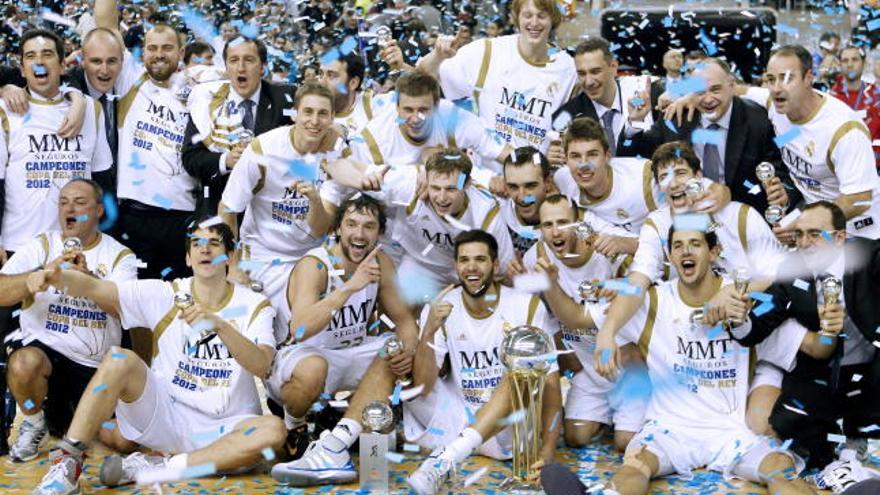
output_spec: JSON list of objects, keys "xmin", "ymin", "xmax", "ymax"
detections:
[
  {"xmin": 737, "ymin": 238, "xmax": 880, "ymax": 381},
  {"xmin": 626, "ymin": 96, "xmax": 802, "ymax": 214},
  {"xmin": 650, "ymin": 79, "xmax": 666, "ymax": 122},
  {"xmin": 182, "ymin": 80, "xmax": 296, "ymax": 219}
]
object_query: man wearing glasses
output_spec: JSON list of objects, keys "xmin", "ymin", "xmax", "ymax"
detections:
[{"xmin": 731, "ymin": 201, "xmax": 880, "ymax": 488}]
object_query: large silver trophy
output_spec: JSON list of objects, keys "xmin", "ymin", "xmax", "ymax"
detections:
[
  {"xmin": 499, "ymin": 324, "xmax": 554, "ymax": 493},
  {"xmin": 818, "ymin": 276, "xmax": 843, "ymax": 337},
  {"xmin": 359, "ymin": 400, "xmax": 395, "ymax": 494},
  {"xmin": 381, "ymin": 336, "xmax": 413, "ymax": 387}
]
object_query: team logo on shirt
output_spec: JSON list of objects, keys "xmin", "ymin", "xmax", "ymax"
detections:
[
  {"xmin": 616, "ymin": 208, "xmax": 630, "ymax": 220},
  {"xmin": 805, "ymin": 141, "xmax": 815, "ymax": 158},
  {"xmin": 95, "ymin": 264, "xmax": 108, "ymax": 278},
  {"xmin": 546, "ymin": 82, "xmax": 559, "ymax": 100}
]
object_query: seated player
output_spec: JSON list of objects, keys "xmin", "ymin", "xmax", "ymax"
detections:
[{"xmin": 28, "ymin": 223, "xmax": 284, "ymax": 495}]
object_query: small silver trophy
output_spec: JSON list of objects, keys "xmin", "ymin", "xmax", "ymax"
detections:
[
  {"xmin": 578, "ymin": 279, "xmax": 599, "ymax": 304},
  {"xmin": 684, "ymin": 179, "xmax": 722, "ymax": 231},
  {"xmin": 819, "ymin": 276, "xmax": 842, "ymax": 337},
  {"xmin": 729, "ymin": 268, "xmax": 750, "ymax": 326},
  {"xmin": 62, "ymin": 237, "xmax": 82, "ymax": 255},
  {"xmin": 690, "ymin": 308, "xmax": 705, "ymax": 331},
  {"xmin": 764, "ymin": 204, "xmax": 786, "ymax": 225},
  {"xmin": 359, "ymin": 400, "xmax": 395, "ymax": 494},
  {"xmin": 756, "ymin": 162, "xmax": 776, "ymax": 182},
  {"xmin": 499, "ymin": 325, "xmax": 553, "ymax": 493},
  {"xmin": 381, "ymin": 336, "xmax": 412, "ymax": 387},
  {"xmin": 249, "ymin": 279, "xmax": 264, "ymax": 293},
  {"xmin": 575, "ymin": 221, "xmax": 596, "ymax": 243},
  {"xmin": 174, "ymin": 291, "xmax": 194, "ymax": 310}
]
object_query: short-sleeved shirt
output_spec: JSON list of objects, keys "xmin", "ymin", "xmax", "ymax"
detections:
[
  {"xmin": 1, "ymin": 232, "xmax": 135, "ymax": 367},
  {"xmin": 116, "ymin": 277, "xmax": 275, "ymax": 419}
]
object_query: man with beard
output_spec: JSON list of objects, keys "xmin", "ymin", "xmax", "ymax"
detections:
[
  {"xmin": 268, "ymin": 195, "xmax": 418, "ymax": 483},
  {"xmin": 318, "ymin": 53, "xmax": 391, "ymax": 139},
  {"xmin": 97, "ymin": 0, "xmax": 195, "ymax": 280},
  {"xmin": 735, "ymin": 201, "xmax": 880, "ymax": 477},
  {"xmin": 184, "ymin": 37, "xmax": 295, "ymax": 219},
  {"xmin": 402, "ymin": 229, "xmax": 561, "ymax": 495},
  {"xmin": 830, "ymin": 45, "xmax": 880, "ymax": 171}
]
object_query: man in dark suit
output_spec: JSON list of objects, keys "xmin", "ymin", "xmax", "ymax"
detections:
[
  {"xmin": 183, "ymin": 37, "xmax": 295, "ymax": 219},
  {"xmin": 625, "ymin": 57, "xmax": 801, "ymax": 215},
  {"xmin": 733, "ymin": 201, "xmax": 880, "ymax": 470}
]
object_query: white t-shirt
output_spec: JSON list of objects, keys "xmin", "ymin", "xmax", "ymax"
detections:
[
  {"xmin": 220, "ymin": 125, "xmax": 346, "ymax": 262},
  {"xmin": 1, "ymin": 232, "xmax": 136, "ymax": 367},
  {"xmin": 420, "ymin": 285, "xmax": 557, "ymax": 407},
  {"xmin": 352, "ymin": 99, "xmax": 506, "ymax": 172},
  {"xmin": 0, "ymin": 93, "xmax": 112, "ymax": 251},
  {"xmin": 437, "ymin": 34, "xmax": 577, "ymax": 153},
  {"xmin": 335, "ymin": 90, "xmax": 393, "ymax": 138},
  {"xmin": 631, "ymin": 202, "xmax": 784, "ymax": 283},
  {"xmin": 368, "ymin": 165, "xmax": 515, "ymax": 276},
  {"xmin": 115, "ymin": 52, "xmax": 194, "ymax": 211},
  {"xmin": 117, "ymin": 277, "xmax": 275, "ymax": 419},
  {"xmin": 554, "ymin": 157, "xmax": 660, "ymax": 234},
  {"xmin": 746, "ymin": 88, "xmax": 880, "ymax": 239}
]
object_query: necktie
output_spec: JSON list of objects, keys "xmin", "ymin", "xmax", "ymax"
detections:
[
  {"xmin": 702, "ymin": 123, "xmax": 724, "ymax": 183},
  {"xmin": 240, "ymin": 99, "xmax": 256, "ymax": 132},
  {"xmin": 601, "ymin": 108, "xmax": 617, "ymax": 156},
  {"xmin": 98, "ymin": 93, "xmax": 117, "ymax": 162}
]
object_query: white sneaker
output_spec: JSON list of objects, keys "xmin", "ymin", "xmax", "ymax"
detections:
[
  {"xmin": 407, "ymin": 448, "xmax": 456, "ymax": 495},
  {"xmin": 10, "ymin": 418, "xmax": 48, "ymax": 462},
  {"xmin": 813, "ymin": 449, "xmax": 880, "ymax": 493},
  {"xmin": 99, "ymin": 452, "xmax": 168, "ymax": 486},
  {"xmin": 270, "ymin": 430, "xmax": 356, "ymax": 486},
  {"xmin": 31, "ymin": 453, "xmax": 81, "ymax": 495}
]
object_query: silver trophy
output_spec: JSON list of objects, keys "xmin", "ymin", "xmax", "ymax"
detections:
[
  {"xmin": 359, "ymin": 400, "xmax": 395, "ymax": 493},
  {"xmin": 234, "ymin": 128, "xmax": 254, "ymax": 148},
  {"xmin": 684, "ymin": 179, "xmax": 722, "ymax": 231},
  {"xmin": 756, "ymin": 162, "xmax": 776, "ymax": 182},
  {"xmin": 499, "ymin": 325, "xmax": 553, "ymax": 492},
  {"xmin": 174, "ymin": 291, "xmax": 194, "ymax": 310},
  {"xmin": 819, "ymin": 276, "xmax": 843, "ymax": 337},
  {"xmin": 381, "ymin": 336, "xmax": 413, "ymax": 387},
  {"xmin": 376, "ymin": 25, "xmax": 393, "ymax": 48},
  {"xmin": 729, "ymin": 268, "xmax": 750, "ymax": 326},
  {"xmin": 690, "ymin": 308, "xmax": 705, "ymax": 331},
  {"xmin": 764, "ymin": 204, "xmax": 786, "ymax": 225},
  {"xmin": 62, "ymin": 237, "xmax": 82, "ymax": 255},
  {"xmin": 575, "ymin": 221, "xmax": 596, "ymax": 243},
  {"xmin": 578, "ymin": 279, "xmax": 599, "ymax": 304}
]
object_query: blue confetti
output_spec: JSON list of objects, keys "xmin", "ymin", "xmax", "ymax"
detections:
[
  {"xmin": 457, "ymin": 172, "xmax": 467, "ymax": 190},
  {"xmin": 24, "ymin": 399, "xmax": 35, "ymax": 410},
  {"xmin": 672, "ymin": 213, "xmax": 710, "ymax": 232},
  {"xmin": 707, "ymin": 325, "xmax": 724, "ymax": 339},
  {"xmin": 75, "ymin": 214, "xmax": 89, "ymax": 222},
  {"xmin": 339, "ymin": 36, "xmax": 358, "ymax": 55},
  {"xmin": 748, "ymin": 291, "xmax": 773, "ymax": 302},
  {"xmin": 182, "ymin": 462, "xmax": 217, "ymax": 478},
  {"xmin": 99, "ymin": 193, "xmax": 118, "ymax": 231},
  {"xmin": 160, "ymin": 267, "xmax": 173, "ymax": 277},
  {"xmin": 753, "ymin": 301, "xmax": 774, "ymax": 316},
  {"xmin": 220, "ymin": 305, "xmax": 248, "ymax": 319},
  {"xmin": 294, "ymin": 325, "xmax": 306, "ymax": 342},
  {"xmin": 465, "ymin": 407, "xmax": 476, "ymax": 425},
  {"xmin": 111, "ymin": 352, "xmax": 126, "ymax": 359},
  {"xmin": 773, "ymin": 127, "xmax": 801, "ymax": 148},
  {"xmin": 288, "ymin": 160, "xmax": 318, "ymax": 182},
  {"xmin": 601, "ymin": 348, "xmax": 611, "ymax": 365},
  {"xmin": 427, "ymin": 427, "xmax": 445, "ymax": 436},
  {"xmin": 152, "ymin": 193, "xmax": 173, "ymax": 209},
  {"xmin": 691, "ymin": 129, "xmax": 723, "ymax": 145},
  {"xmin": 92, "ymin": 383, "xmax": 108, "ymax": 393},
  {"xmin": 522, "ymin": 195, "xmax": 536, "ymax": 204},
  {"xmin": 244, "ymin": 426, "xmax": 256, "ymax": 436},
  {"xmin": 212, "ymin": 254, "xmax": 230, "ymax": 264},
  {"xmin": 391, "ymin": 383, "xmax": 402, "ymax": 406},
  {"xmin": 102, "ymin": 421, "xmax": 115, "ymax": 429}
]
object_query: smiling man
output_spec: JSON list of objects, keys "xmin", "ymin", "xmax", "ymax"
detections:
[{"xmin": 0, "ymin": 180, "xmax": 135, "ymax": 463}]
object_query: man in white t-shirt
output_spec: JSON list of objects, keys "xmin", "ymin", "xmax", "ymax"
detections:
[
  {"xmin": 0, "ymin": 180, "xmax": 135, "ymax": 463},
  {"xmin": 404, "ymin": 229, "xmax": 562, "ymax": 495},
  {"xmin": 319, "ymin": 52, "xmax": 391, "ymax": 139},
  {"xmin": 0, "ymin": 29, "xmax": 112, "ymax": 257},
  {"xmin": 28, "ymin": 223, "xmax": 284, "ymax": 495},
  {"xmin": 219, "ymin": 82, "xmax": 345, "ymax": 340},
  {"xmin": 597, "ymin": 226, "xmax": 815, "ymax": 495},
  {"xmin": 268, "ymin": 195, "xmax": 418, "ymax": 485},
  {"xmin": 417, "ymin": 0, "xmax": 577, "ymax": 154}
]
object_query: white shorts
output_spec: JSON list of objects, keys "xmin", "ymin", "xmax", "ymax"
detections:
[
  {"xmin": 565, "ymin": 367, "xmax": 647, "ymax": 433},
  {"xmin": 749, "ymin": 361, "xmax": 784, "ymax": 394},
  {"xmin": 115, "ymin": 365, "xmax": 256, "ymax": 455},
  {"xmin": 403, "ymin": 376, "xmax": 512, "ymax": 460},
  {"xmin": 626, "ymin": 419, "xmax": 805, "ymax": 482},
  {"xmin": 247, "ymin": 259, "xmax": 296, "ymax": 344},
  {"xmin": 398, "ymin": 253, "xmax": 458, "ymax": 290},
  {"xmin": 264, "ymin": 337, "xmax": 385, "ymax": 400}
]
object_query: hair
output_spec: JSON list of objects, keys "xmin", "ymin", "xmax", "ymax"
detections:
[
  {"xmin": 666, "ymin": 224, "xmax": 719, "ymax": 251},
  {"xmin": 146, "ymin": 23, "xmax": 181, "ymax": 48},
  {"xmin": 801, "ymin": 201, "xmax": 847, "ymax": 231},
  {"xmin": 425, "ymin": 148, "xmax": 473, "ymax": 182},
  {"xmin": 650, "ymin": 141, "xmax": 701, "ymax": 181},
  {"xmin": 840, "ymin": 44, "xmax": 866, "ymax": 60},
  {"xmin": 454, "ymin": 230, "xmax": 499, "ymax": 261},
  {"xmin": 504, "ymin": 146, "xmax": 551, "ymax": 179},
  {"xmin": 395, "ymin": 69, "xmax": 441, "ymax": 103},
  {"xmin": 20, "ymin": 29, "xmax": 65, "ymax": 61},
  {"xmin": 64, "ymin": 178, "xmax": 104, "ymax": 203},
  {"xmin": 184, "ymin": 40, "xmax": 214, "ymax": 65},
  {"xmin": 510, "ymin": 0, "xmax": 563, "ymax": 31},
  {"xmin": 563, "ymin": 117, "xmax": 609, "ymax": 153},
  {"xmin": 332, "ymin": 194, "xmax": 387, "ymax": 234},
  {"xmin": 574, "ymin": 37, "xmax": 613, "ymax": 61},
  {"xmin": 770, "ymin": 45, "xmax": 813, "ymax": 76},
  {"xmin": 540, "ymin": 193, "xmax": 579, "ymax": 221},
  {"xmin": 697, "ymin": 56, "xmax": 733, "ymax": 75},
  {"xmin": 685, "ymin": 49, "xmax": 707, "ymax": 61},
  {"xmin": 343, "ymin": 53, "xmax": 366, "ymax": 91},
  {"xmin": 819, "ymin": 31, "xmax": 840, "ymax": 43},
  {"xmin": 186, "ymin": 221, "xmax": 235, "ymax": 254},
  {"xmin": 223, "ymin": 37, "xmax": 268, "ymax": 64},
  {"xmin": 294, "ymin": 81, "xmax": 334, "ymax": 110}
]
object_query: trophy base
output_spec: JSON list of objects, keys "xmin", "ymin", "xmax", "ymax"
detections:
[{"xmin": 497, "ymin": 477, "xmax": 545, "ymax": 494}]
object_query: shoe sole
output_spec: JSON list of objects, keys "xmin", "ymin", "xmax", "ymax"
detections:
[
  {"xmin": 99, "ymin": 455, "xmax": 125, "ymax": 486},
  {"xmin": 270, "ymin": 466, "xmax": 356, "ymax": 487}
]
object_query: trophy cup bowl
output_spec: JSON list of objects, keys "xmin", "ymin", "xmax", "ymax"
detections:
[
  {"xmin": 574, "ymin": 221, "xmax": 596, "ymax": 243},
  {"xmin": 362, "ymin": 400, "xmax": 395, "ymax": 434},
  {"xmin": 684, "ymin": 178, "xmax": 704, "ymax": 199},
  {"xmin": 764, "ymin": 204, "xmax": 785, "ymax": 225},
  {"xmin": 499, "ymin": 325, "xmax": 553, "ymax": 492},
  {"xmin": 173, "ymin": 291, "xmax": 194, "ymax": 310},
  {"xmin": 578, "ymin": 279, "xmax": 599, "ymax": 304},
  {"xmin": 249, "ymin": 279, "xmax": 264, "ymax": 293},
  {"xmin": 690, "ymin": 308, "xmax": 705, "ymax": 331},
  {"xmin": 62, "ymin": 237, "xmax": 82, "ymax": 255},
  {"xmin": 821, "ymin": 276, "xmax": 842, "ymax": 306},
  {"xmin": 381, "ymin": 336, "xmax": 413, "ymax": 387},
  {"xmin": 756, "ymin": 162, "xmax": 776, "ymax": 182}
]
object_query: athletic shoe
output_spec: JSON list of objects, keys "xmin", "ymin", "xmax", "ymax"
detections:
[
  {"xmin": 100, "ymin": 452, "xmax": 168, "ymax": 486},
  {"xmin": 10, "ymin": 418, "xmax": 48, "ymax": 462},
  {"xmin": 843, "ymin": 438, "xmax": 869, "ymax": 461},
  {"xmin": 270, "ymin": 430, "xmax": 356, "ymax": 486},
  {"xmin": 407, "ymin": 448, "xmax": 455, "ymax": 495},
  {"xmin": 810, "ymin": 449, "xmax": 880, "ymax": 493},
  {"xmin": 31, "ymin": 449, "xmax": 82, "ymax": 495},
  {"xmin": 284, "ymin": 423, "xmax": 310, "ymax": 460}
]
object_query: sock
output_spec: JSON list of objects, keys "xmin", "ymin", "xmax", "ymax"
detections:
[
  {"xmin": 24, "ymin": 410, "xmax": 45, "ymax": 427},
  {"xmin": 440, "ymin": 428, "xmax": 482, "ymax": 464},
  {"xmin": 167, "ymin": 453, "xmax": 188, "ymax": 469},
  {"xmin": 283, "ymin": 410, "xmax": 306, "ymax": 430},
  {"xmin": 328, "ymin": 418, "xmax": 362, "ymax": 450}
]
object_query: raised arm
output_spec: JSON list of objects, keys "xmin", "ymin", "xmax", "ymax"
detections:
[{"xmin": 31, "ymin": 266, "xmax": 121, "ymax": 317}]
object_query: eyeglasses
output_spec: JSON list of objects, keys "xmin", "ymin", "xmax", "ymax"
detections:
[{"xmin": 792, "ymin": 229, "xmax": 838, "ymax": 241}]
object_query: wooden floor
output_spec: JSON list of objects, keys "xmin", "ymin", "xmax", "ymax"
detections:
[{"xmin": 1, "ymin": 435, "xmax": 861, "ymax": 494}]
